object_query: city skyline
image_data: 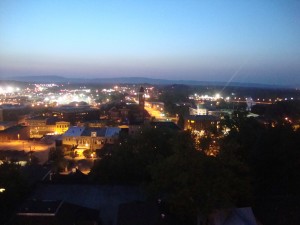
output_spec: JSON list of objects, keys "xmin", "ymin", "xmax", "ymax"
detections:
[{"xmin": 1, "ymin": 0, "xmax": 300, "ymax": 86}]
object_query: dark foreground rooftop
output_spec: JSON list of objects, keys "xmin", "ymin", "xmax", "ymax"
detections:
[
  {"xmin": 26, "ymin": 184, "xmax": 145, "ymax": 225},
  {"xmin": 14, "ymin": 199, "xmax": 100, "ymax": 225}
]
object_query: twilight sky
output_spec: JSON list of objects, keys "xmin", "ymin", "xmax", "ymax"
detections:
[{"xmin": 0, "ymin": 0, "xmax": 300, "ymax": 86}]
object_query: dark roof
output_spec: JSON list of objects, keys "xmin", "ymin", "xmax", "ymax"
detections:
[
  {"xmin": 17, "ymin": 199, "xmax": 62, "ymax": 216},
  {"xmin": 15, "ymin": 199, "xmax": 100, "ymax": 225},
  {"xmin": 185, "ymin": 115, "xmax": 219, "ymax": 121},
  {"xmin": 0, "ymin": 125, "xmax": 29, "ymax": 135},
  {"xmin": 57, "ymin": 201, "xmax": 99, "ymax": 223}
]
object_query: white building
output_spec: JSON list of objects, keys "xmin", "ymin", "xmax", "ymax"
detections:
[{"xmin": 62, "ymin": 126, "xmax": 121, "ymax": 150}]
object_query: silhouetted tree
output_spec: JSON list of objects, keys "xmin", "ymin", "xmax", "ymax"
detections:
[
  {"xmin": 0, "ymin": 162, "xmax": 29, "ymax": 224},
  {"xmin": 48, "ymin": 147, "xmax": 67, "ymax": 173}
]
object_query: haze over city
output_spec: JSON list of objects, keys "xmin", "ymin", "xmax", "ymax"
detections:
[{"xmin": 1, "ymin": 0, "xmax": 300, "ymax": 86}]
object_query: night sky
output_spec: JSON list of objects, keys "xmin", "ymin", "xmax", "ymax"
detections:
[{"xmin": 0, "ymin": 0, "xmax": 300, "ymax": 86}]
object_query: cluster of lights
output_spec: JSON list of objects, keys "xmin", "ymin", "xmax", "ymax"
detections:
[
  {"xmin": 102, "ymin": 89, "xmax": 115, "ymax": 93},
  {"xmin": 0, "ymin": 86, "xmax": 20, "ymax": 94},
  {"xmin": 35, "ymin": 83, "xmax": 58, "ymax": 87},
  {"xmin": 43, "ymin": 93, "xmax": 93, "ymax": 105},
  {"xmin": 190, "ymin": 92, "xmax": 298, "ymax": 104},
  {"xmin": 284, "ymin": 117, "xmax": 293, "ymax": 123},
  {"xmin": 190, "ymin": 93, "xmax": 223, "ymax": 101}
]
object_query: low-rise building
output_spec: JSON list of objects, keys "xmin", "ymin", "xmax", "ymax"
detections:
[
  {"xmin": 52, "ymin": 104, "xmax": 100, "ymax": 125},
  {"xmin": 62, "ymin": 126, "xmax": 120, "ymax": 150},
  {"xmin": 27, "ymin": 117, "xmax": 70, "ymax": 138},
  {"xmin": 184, "ymin": 115, "xmax": 220, "ymax": 135}
]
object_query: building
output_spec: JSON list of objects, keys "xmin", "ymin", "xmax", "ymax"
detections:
[
  {"xmin": 62, "ymin": 126, "xmax": 121, "ymax": 150},
  {"xmin": 27, "ymin": 117, "xmax": 70, "ymax": 138},
  {"xmin": 55, "ymin": 121, "xmax": 70, "ymax": 134},
  {"xmin": 189, "ymin": 103, "xmax": 208, "ymax": 116},
  {"xmin": 0, "ymin": 125, "xmax": 30, "ymax": 141},
  {"xmin": 52, "ymin": 104, "xmax": 100, "ymax": 125},
  {"xmin": 184, "ymin": 115, "xmax": 220, "ymax": 135},
  {"xmin": 138, "ymin": 86, "xmax": 145, "ymax": 111},
  {"xmin": 0, "ymin": 104, "xmax": 29, "ymax": 122},
  {"xmin": 106, "ymin": 103, "xmax": 149, "ymax": 125}
]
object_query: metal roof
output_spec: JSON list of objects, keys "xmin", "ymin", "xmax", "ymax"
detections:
[
  {"xmin": 63, "ymin": 127, "xmax": 85, "ymax": 137},
  {"xmin": 105, "ymin": 127, "xmax": 121, "ymax": 138}
]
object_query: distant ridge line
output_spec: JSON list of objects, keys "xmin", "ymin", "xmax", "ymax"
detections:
[{"xmin": 0, "ymin": 75, "xmax": 295, "ymax": 89}]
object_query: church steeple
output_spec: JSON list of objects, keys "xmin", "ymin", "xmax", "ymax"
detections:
[{"xmin": 138, "ymin": 86, "xmax": 145, "ymax": 111}]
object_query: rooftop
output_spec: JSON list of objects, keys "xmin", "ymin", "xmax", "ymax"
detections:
[
  {"xmin": 185, "ymin": 115, "xmax": 219, "ymax": 121},
  {"xmin": 81, "ymin": 127, "xmax": 107, "ymax": 137},
  {"xmin": 17, "ymin": 200, "xmax": 63, "ymax": 216},
  {"xmin": 63, "ymin": 127, "xmax": 85, "ymax": 137}
]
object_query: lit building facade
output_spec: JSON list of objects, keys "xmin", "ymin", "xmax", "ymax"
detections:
[
  {"xmin": 27, "ymin": 117, "xmax": 70, "ymax": 138},
  {"xmin": 62, "ymin": 126, "xmax": 120, "ymax": 150}
]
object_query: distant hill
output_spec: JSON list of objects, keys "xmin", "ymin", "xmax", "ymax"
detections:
[
  {"xmin": 5, "ymin": 75, "xmax": 69, "ymax": 83},
  {"xmin": 1, "ymin": 75, "xmax": 295, "ymax": 89}
]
